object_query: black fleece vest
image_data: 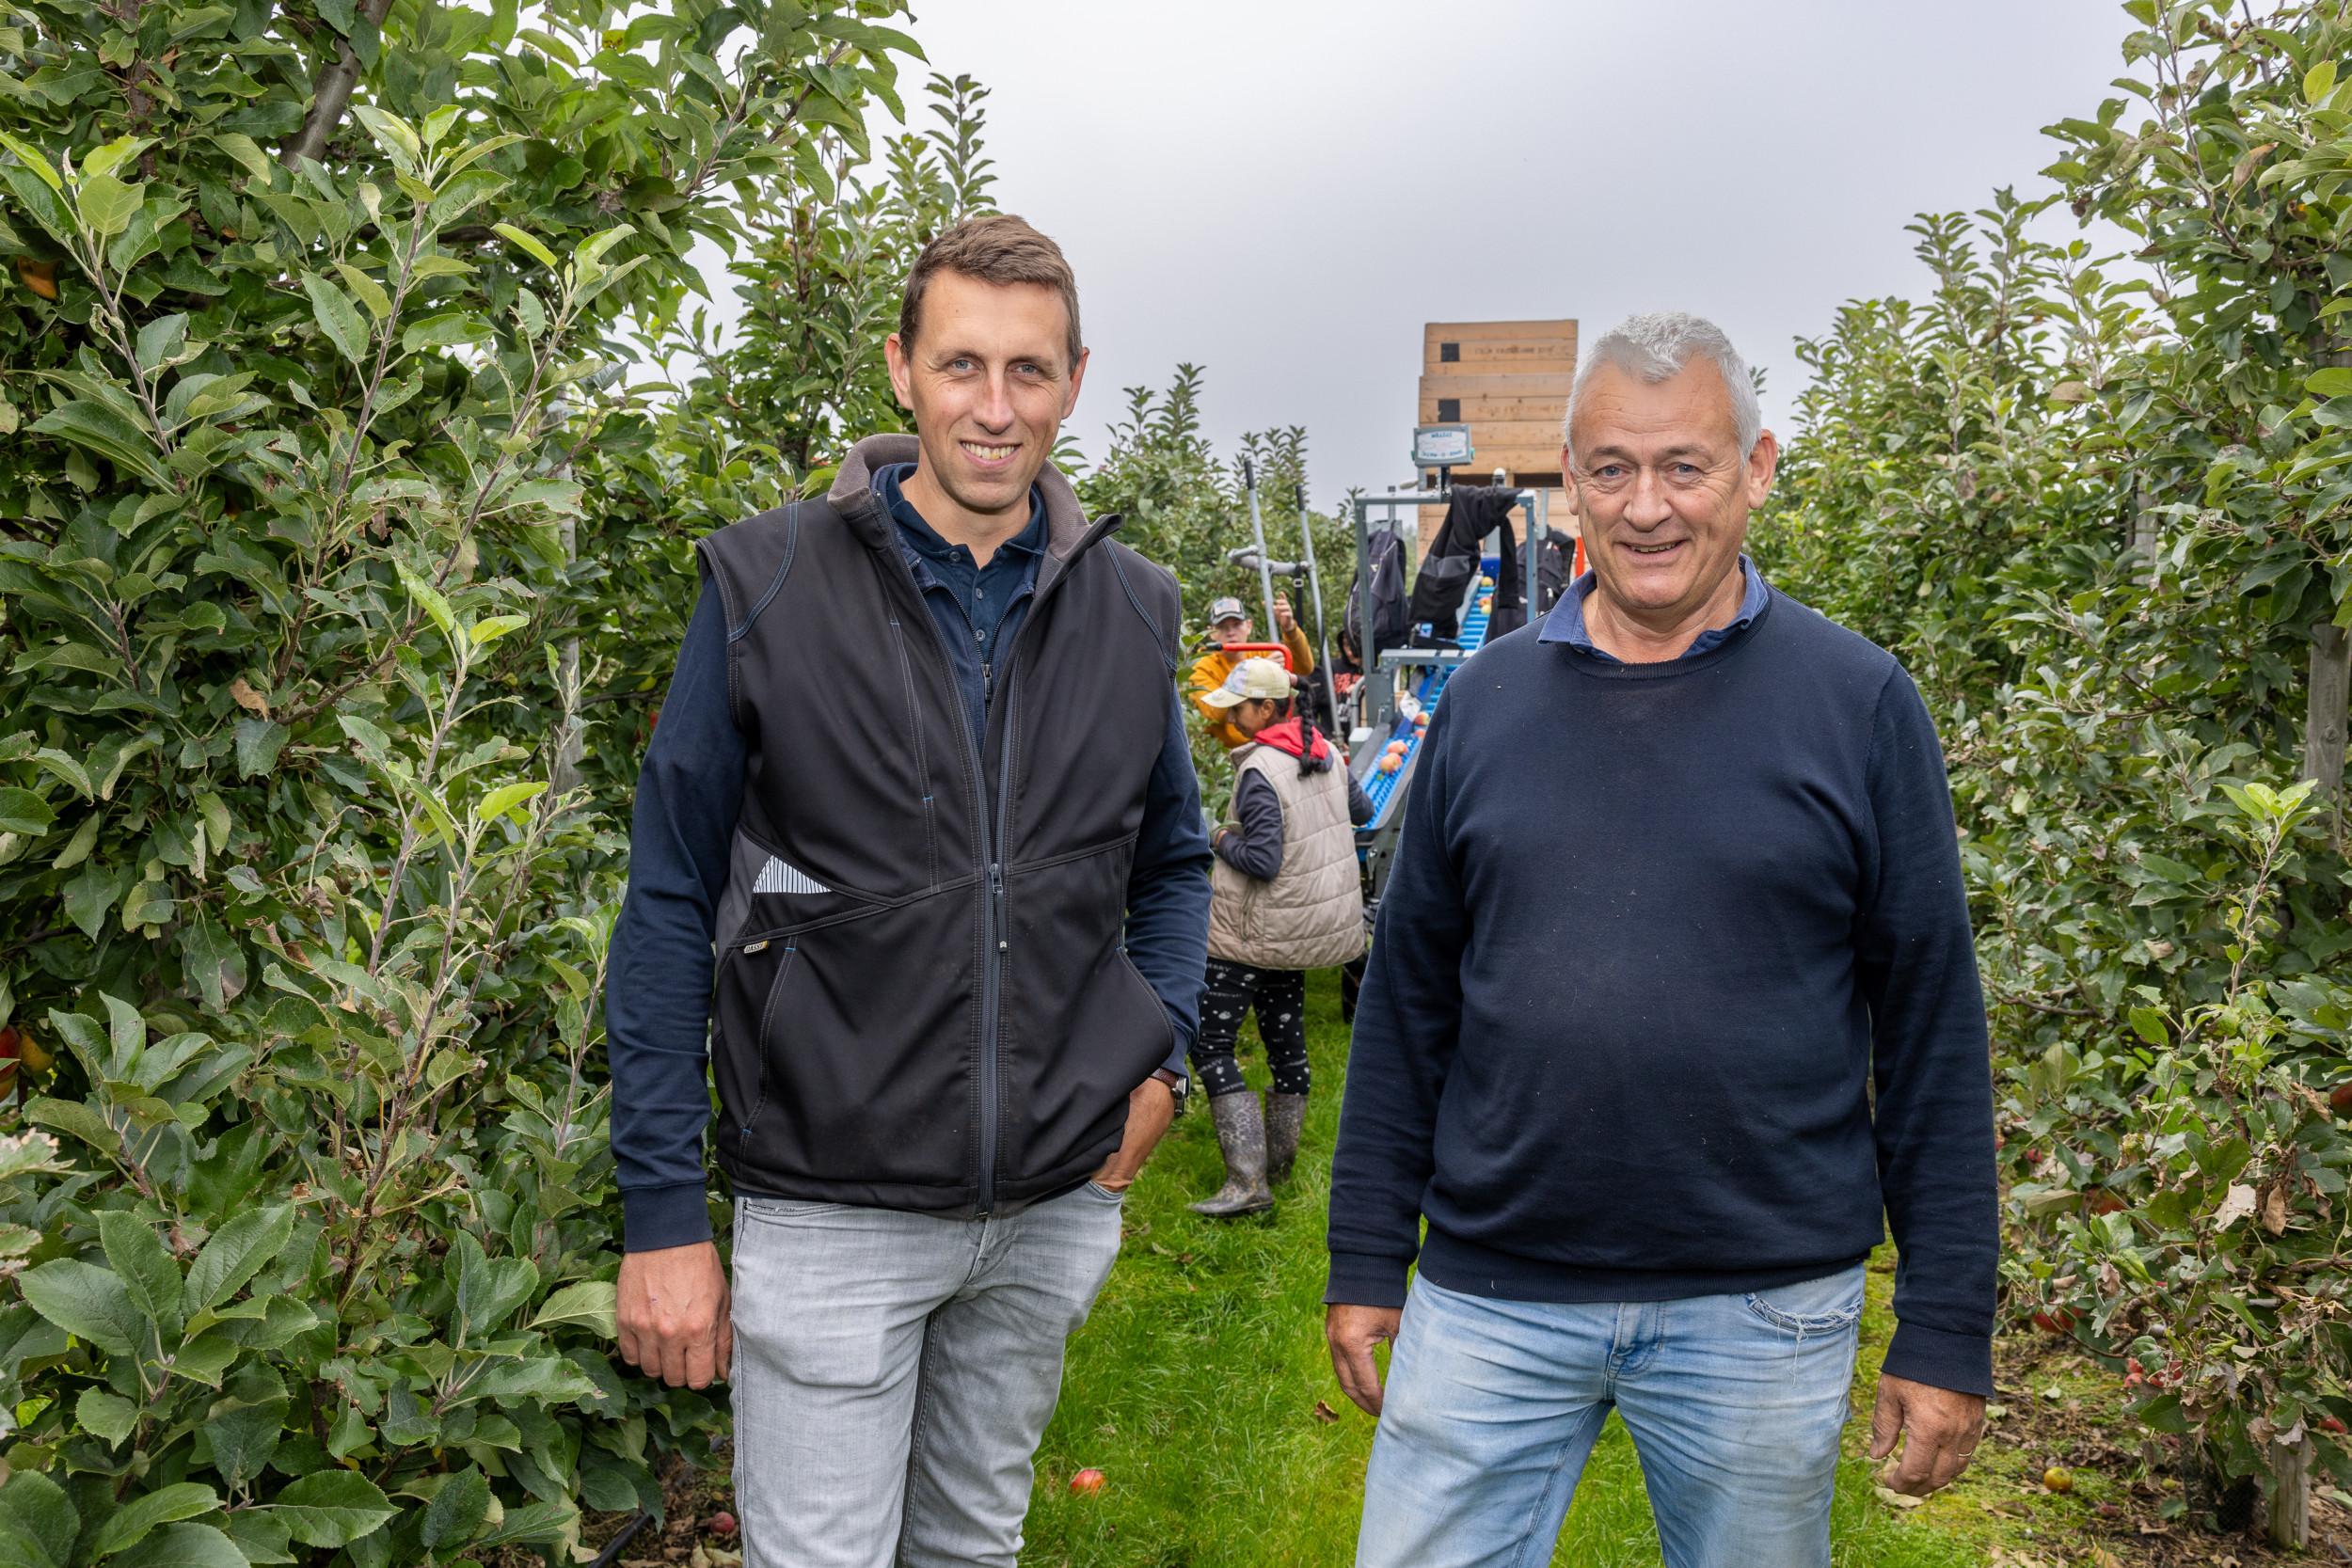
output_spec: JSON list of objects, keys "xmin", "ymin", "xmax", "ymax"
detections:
[{"xmin": 694, "ymin": 453, "xmax": 1184, "ymax": 1216}]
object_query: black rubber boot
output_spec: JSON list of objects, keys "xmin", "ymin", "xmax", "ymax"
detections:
[
  {"xmin": 1263, "ymin": 1091, "xmax": 1308, "ymax": 1187},
  {"xmin": 1188, "ymin": 1091, "xmax": 1274, "ymax": 1217}
]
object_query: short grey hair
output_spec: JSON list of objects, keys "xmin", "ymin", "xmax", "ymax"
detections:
[{"xmin": 1564, "ymin": 311, "xmax": 1761, "ymax": 465}]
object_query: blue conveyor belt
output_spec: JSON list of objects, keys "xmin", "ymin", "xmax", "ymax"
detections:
[{"xmin": 1355, "ymin": 556, "xmax": 1500, "ymax": 828}]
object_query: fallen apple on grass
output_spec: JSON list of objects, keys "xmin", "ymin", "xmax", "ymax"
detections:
[
  {"xmin": 2042, "ymin": 1467, "xmax": 2073, "ymax": 1494},
  {"xmin": 707, "ymin": 1512, "xmax": 737, "ymax": 1536},
  {"xmin": 1069, "ymin": 1468, "xmax": 1105, "ymax": 1496}
]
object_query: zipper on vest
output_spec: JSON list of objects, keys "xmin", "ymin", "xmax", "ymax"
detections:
[
  {"xmin": 979, "ymin": 858, "xmax": 1007, "ymax": 1212},
  {"xmin": 880, "ymin": 509, "xmax": 1125, "ymax": 1218}
]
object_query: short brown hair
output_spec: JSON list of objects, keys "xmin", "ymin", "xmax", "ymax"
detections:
[{"xmin": 899, "ymin": 214, "xmax": 1083, "ymax": 373}]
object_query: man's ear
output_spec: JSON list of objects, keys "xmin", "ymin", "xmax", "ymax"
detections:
[
  {"xmin": 1061, "ymin": 345, "xmax": 1089, "ymax": 419},
  {"xmin": 1559, "ymin": 444, "xmax": 1582, "ymax": 519},
  {"xmin": 884, "ymin": 333, "xmax": 915, "ymax": 412},
  {"xmin": 1743, "ymin": 430, "xmax": 1780, "ymax": 509}
]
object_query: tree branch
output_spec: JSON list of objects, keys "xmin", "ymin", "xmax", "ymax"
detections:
[{"xmin": 282, "ymin": 0, "xmax": 396, "ymax": 169}]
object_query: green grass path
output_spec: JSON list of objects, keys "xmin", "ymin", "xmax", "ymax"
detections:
[{"xmin": 1022, "ymin": 970, "xmax": 1990, "ymax": 1567}]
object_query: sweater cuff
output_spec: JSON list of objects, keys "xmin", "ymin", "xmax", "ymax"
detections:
[
  {"xmin": 1882, "ymin": 1321, "xmax": 1994, "ymax": 1399},
  {"xmin": 1324, "ymin": 1249, "xmax": 1412, "ymax": 1309},
  {"xmin": 622, "ymin": 1182, "xmax": 714, "ymax": 1253}
]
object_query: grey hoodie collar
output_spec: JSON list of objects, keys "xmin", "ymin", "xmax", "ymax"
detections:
[{"xmin": 829, "ymin": 433, "xmax": 1092, "ymax": 561}]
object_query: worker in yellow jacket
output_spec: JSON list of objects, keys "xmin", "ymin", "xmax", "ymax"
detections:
[{"xmin": 1190, "ymin": 594, "xmax": 1315, "ymax": 750}]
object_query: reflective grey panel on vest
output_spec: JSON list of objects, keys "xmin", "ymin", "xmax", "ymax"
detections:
[
  {"xmin": 714, "ymin": 836, "xmax": 837, "ymax": 956},
  {"xmin": 752, "ymin": 857, "xmax": 831, "ymax": 895}
]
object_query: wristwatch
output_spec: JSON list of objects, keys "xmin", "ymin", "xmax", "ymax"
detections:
[{"xmin": 1151, "ymin": 1066, "xmax": 1189, "ymax": 1112}]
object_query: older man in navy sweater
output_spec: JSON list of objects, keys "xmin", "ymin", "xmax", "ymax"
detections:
[{"xmin": 1326, "ymin": 312, "xmax": 1995, "ymax": 1568}]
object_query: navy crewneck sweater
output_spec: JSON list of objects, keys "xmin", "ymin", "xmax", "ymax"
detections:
[{"xmin": 1325, "ymin": 586, "xmax": 1998, "ymax": 1396}]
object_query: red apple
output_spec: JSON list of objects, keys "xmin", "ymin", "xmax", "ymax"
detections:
[
  {"xmin": 2087, "ymin": 1190, "xmax": 2126, "ymax": 1216},
  {"xmin": 2032, "ymin": 1307, "xmax": 2078, "ymax": 1336},
  {"xmin": 2320, "ymin": 1417, "xmax": 2347, "ymax": 1434},
  {"xmin": 1069, "ymin": 1468, "xmax": 1105, "ymax": 1495},
  {"xmin": 2330, "ymin": 1082, "xmax": 2352, "ymax": 1117},
  {"xmin": 707, "ymin": 1513, "xmax": 737, "ymax": 1536}
]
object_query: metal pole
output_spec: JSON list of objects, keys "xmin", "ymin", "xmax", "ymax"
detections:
[
  {"xmin": 1241, "ymin": 456, "xmax": 1278, "ymax": 648},
  {"xmin": 1296, "ymin": 483, "xmax": 1341, "ymax": 739},
  {"xmin": 1355, "ymin": 497, "xmax": 1373, "ymax": 735},
  {"xmin": 1522, "ymin": 488, "xmax": 1540, "ymax": 630}
]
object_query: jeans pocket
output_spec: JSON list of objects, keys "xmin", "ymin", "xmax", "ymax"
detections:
[
  {"xmin": 1081, "ymin": 1180, "xmax": 1127, "ymax": 1203},
  {"xmin": 1741, "ymin": 1272, "xmax": 1867, "ymax": 1338},
  {"xmin": 738, "ymin": 1196, "xmax": 849, "ymax": 1224}
]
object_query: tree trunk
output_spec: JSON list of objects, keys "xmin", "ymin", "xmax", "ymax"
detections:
[
  {"xmin": 2268, "ymin": 1437, "xmax": 2311, "ymax": 1549},
  {"xmin": 2302, "ymin": 623, "xmax": 2350, "ymax": 794},
  {"xmin": 282, "ymin": 0, "xmax": 397, "ymax": 168},
  {"xmin": 552, "ymin": 514, "xmax": 584, "ymax": 796},
  {"xmin": 2126, "ymin": 481, "xmax": 2158, "ymax": 588}
]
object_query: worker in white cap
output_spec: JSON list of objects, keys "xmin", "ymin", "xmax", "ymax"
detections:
[{"xmin": 1186, "ymin": 657, "xmax": 1371, "ymax": 1215}]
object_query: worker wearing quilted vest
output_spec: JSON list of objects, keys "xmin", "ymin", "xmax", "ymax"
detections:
[{"xmin": 1189, "ymin": 657, "xmax": 1372, "ymax": 1216}]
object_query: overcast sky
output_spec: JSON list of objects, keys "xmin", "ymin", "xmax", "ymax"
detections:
[{"xmin": 844, "ymin": 0, "xmax": 2138, "ymax": 509}]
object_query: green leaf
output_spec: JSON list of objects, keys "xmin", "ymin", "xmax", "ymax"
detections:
[
  {"xmin": 99, "ymin": 1210, "xmax": 183, "ymax": 1335},
  {"xmin": 27, "ymin": 402, "xmax": 171, "ymax": 487},
  {"xmin": 330, "ymin": 263, "xmax": 390, "ymax": 322},
  {"xmin": 182, "ymin": 1204, "xmax": 293, "ymax": 1315},
  {"xmin": 2309, "ymin": 367, "xmax": 2352, "ymax": 400},
  {"xmin": 205, "ymin": 134, "xmax": 269, "ymax": 179},
  {"xmin": 222, "ymin": 1513, "xmax": 292, "ymax": 1565},
  {"xmin": 18, "ymin": 1258, "xmax": 144, "ymax": 1356},
  {"xmin": 233, "ymin": 718, "xmax": 290, "ymax": 779},
  {"xmin": 182, "ymin": 914, "xmax": 246, "ymax": 1014},
  {"xmin": 448, "ymin": 1232, "xmax": 537, "ymax": 1345},
  {"xmin": 0, "ymin": 131, "xmax": 62, "ymax": 194},
  {"xmin": 0, "ymin": 1471, "xmax": 78, "ymax": 1568},
  {"xmin": 526, "ymin": 1279, "xmax": 615, "ymax": 1337},
  {"xmin": 393, "ymin": 563, "xmax": 456, "ymax": 638},
  {"xmin": 25, "ymin": 1094, "xmax": 119, "ymax": 1156},
  {"xmin": 419, "ymin": 1467, "xmax": 488, "ymax": 1551},
  {"xmin": 491, "ymin": 223, "xmax": 557, "ymax": 268},
  {"xmin": 399, "ymin": 312, "xmax": 488, "ymax": 353},
  {"xmin": 300, "ymin": 274, "xmax": 369, "ymax": 366},
  {"xmin": 105, "ymin": 1523, "xmax": 245, "ymax": 1568},
  {"xmin": 2308, "ymin": 59, "xmax": 2339, "ymax": 105},
  {"xmin": 134, "ymin": 314, "xmax": 187, "ymax": 374},
  {"xmin": 0, "ymin": 788, "xmax": 53, "ymax": 836},
  {"xmin": 74, "ymin": 1387, "xmax": 137, "ymax": 1447},
  {"xmin": 202, "ymin": 1392, "xmax": 286, "ymax": 1493},
  {"xmin": 81, "ymin": 136, "xmax": 155, "ymax": 182},
  {"xmin": 266, "ymin": 1471, "xmax": 394, "ymax": 1548},
  {"xmin": 474, "ymin": 782, "xmax": 547, "ymax": 825},
  {"xmin": 349, "ymin": 106, "xmax": 421, "ymax": 172},
  {"xmin": 574, "ymin": 224, "xmax": 636, "ymax": 272},
  {"xmin": 87, "ymin": 1484, "xmax": 216, "ymax": 1560},
  {"xmin": 74, "ymin": 173, "xmax": 144, "ymax": 237},
  {"xmin": 2128, "ymin": 1006, "xmax": 2169, "ymax": 1046}
]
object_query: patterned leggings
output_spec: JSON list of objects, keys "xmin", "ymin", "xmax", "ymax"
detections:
[{"xmin": 1190, "ymin": 958, "xmax": 1311, "ymax": 1101}]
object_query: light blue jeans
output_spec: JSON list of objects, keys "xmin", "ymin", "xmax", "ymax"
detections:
[
  {"xmin": 1356, "ymin": 1265, "xmax": 1867, "ymax": 1568},
  {"xmin": 728, "ymin": 1183, "xmax": 1126, "ymax": 1568}
]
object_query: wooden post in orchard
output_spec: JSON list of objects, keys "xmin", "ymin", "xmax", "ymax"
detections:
[
  {"xmin": 2303, "ymin": 621, "xmax": 2350, "ymax": 848},
  {"xmin": 2269, "ymin": 1436, "xmax": 2312, "ymax": 1549}
]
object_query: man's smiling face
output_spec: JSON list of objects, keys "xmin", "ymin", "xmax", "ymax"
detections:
[
  {"xmin": 885, "ymin": 270, "xmax": 1086, "ymax": 525},
  {"xmin": 1564, "ymin": 358, "xmax": 1774, "ymax": 625}
]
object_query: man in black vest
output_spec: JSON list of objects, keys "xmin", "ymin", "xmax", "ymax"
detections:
[{"xmin": 606, "ymin": 215, "xmax": 1211, "ymax": 1566}]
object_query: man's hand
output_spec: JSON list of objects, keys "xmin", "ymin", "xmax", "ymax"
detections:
[
  {"xmin": 617, "ymin": 1241, "xmax": 731, "ymax": 1389},
  {"xmin": 1272, "ymin": 592, "xmax": 1297, "ymax": 637},
  {"xmin": 1869, "ymin": 1373, "xmax": 1985, "ymax": 1496},
  {"xmin": 1089, "ymin": 1077, "xmax": 1176, "ymax": 1191},
  {"xmin": 1327, "ymin": 1303, "xmax": 1402, "ymax": 1417}
]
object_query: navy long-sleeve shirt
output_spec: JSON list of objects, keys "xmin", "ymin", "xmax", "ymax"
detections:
[
  {"xmin": 1324, "ymin": 582, "xmax": 1998, "ymax": 1396},
  {"xmin": 608, "ymin": 486, "xmax": 1212, "ymax": 1252}
]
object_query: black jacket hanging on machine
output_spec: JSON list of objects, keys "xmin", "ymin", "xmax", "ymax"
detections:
[
  {"xmin": 1337, "ymin": 529, "xmax": 1411, "ymax": 676},
  {"xmin": 1407, "ymin": 485, "xmax": 1523, "ymax": 645}
]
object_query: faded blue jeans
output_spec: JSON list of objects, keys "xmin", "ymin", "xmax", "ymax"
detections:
[{"xmin": 1355, "ymin": 1265, "xmax": 1868, "ymax": 1568}]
